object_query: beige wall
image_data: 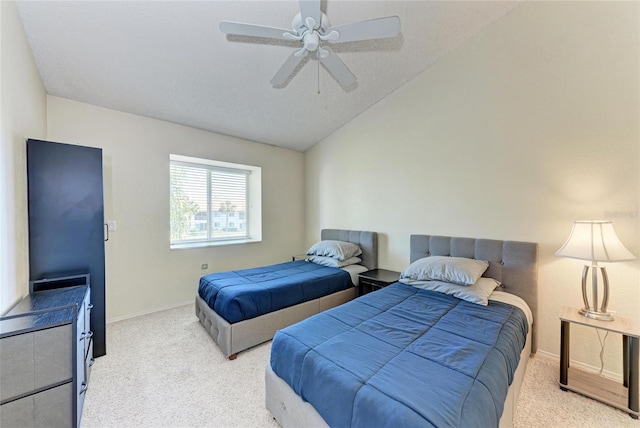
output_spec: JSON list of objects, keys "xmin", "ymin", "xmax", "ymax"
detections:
[
  {"xmin": 305, "ymin": 1, "xmax": 639, "ymax": 375},
  {"xmin": 47, "ymin": 96, "xmax": 305, "ymax": 321},
  {"xmin": 4, "ymin": 0, "xmax": 637, "ymax": 377},
  {"xmin": 0, "ymin": 1, "xmax": 47, "ymax": 314}
]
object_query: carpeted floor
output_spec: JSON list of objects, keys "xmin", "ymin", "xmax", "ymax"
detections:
[{"xmin": 82, "ymin": 304, "xmax": 639, "ymax": 427}]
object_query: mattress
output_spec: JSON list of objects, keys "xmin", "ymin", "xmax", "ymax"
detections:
[
  {"xmin": 198, "ymin": 260, "xmax": 353, "ymax": 324},
  {"xmin": 341, "ymin": 264, "xmax": 369, "ymax": 286},
  {"xmin": 270, "ymin": 282, "xmax": 529, "ymax": 428}
]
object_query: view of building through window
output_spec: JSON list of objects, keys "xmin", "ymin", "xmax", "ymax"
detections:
[{"xmin": 170, "ymin": 159, "xmax": 249, "ymax": 245}]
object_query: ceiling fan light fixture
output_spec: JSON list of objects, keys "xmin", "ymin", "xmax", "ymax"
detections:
[
  {"xmin": 318, "ymin": 46, "xmax": 329, "ymax": 59},
  {"xmin": 303, "ymin": 32, "xmax": 320, "ymax": 51}
]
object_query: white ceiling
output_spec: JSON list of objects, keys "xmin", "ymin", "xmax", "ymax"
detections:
[{"xmin": 16, "ymin": 1, "xmax": 520, "ymax": 152}]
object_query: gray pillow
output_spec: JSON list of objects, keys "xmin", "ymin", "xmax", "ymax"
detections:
[
  {"xmin": 306, "ymin": 240, "xmax": 362, "ymax": 261},
  {"xmin": 306, "ymin": 256, "xmax": 362, "ymax": 268},
  {"xmin": 400, "ymin": 277, "xmax": 500, "ymax": 306},
  {"xmin": 400, "ymin": 256, "xmax": 489, "ymax": 286}
]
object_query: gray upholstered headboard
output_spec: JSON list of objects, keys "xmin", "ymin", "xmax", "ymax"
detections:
[
  {"xmin": 321, "ymin": 229, "xmax": 378, "ymax": 271},
  {"xmin": 410, "ymin": 235, "xmax": 539, "ymax": 353}
]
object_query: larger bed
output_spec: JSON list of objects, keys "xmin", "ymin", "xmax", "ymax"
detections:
[
  {"xmin": 266, "ymin": 234, "xmax": 538, "ymax": 427},
  {"xmin": 195, "ymin": 229, "xmax": 378, "ymax": 359}
]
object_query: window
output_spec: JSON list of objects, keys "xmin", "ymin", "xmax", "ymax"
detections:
[{"xmin": 170, "ymin": 154, "xmax": 262, "ymax": 249}]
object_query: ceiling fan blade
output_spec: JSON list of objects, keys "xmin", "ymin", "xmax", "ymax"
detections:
[
  {"xmin": 327, "ymin": 16, "xmax": 401, "ymax": 43},
  {"xmin": 299, "ymin": 0, "xmax": 322, "ymax": 29},
  {"xmin": 319, "ymin": 47, "xmax": 356, "ymax": 89},
  {"xmin": 220, "ymin": 21, "xmax": 293, "ymax": 40},
  {"xmin": 270, "ymin": 50, "xmax": 308, "ymax": 86}
]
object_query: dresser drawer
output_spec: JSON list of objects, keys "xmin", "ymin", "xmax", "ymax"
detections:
[
  {"xmin": 1, "ymin": 382, "xmax": 73, "ymax": 428},
  {"xmin": 359, "ymin": 277, "xmax": 384, "ymax": 288},
  {"xmin": 359, "ymin": 278, "xmax": 387, "ymax": 294},
  {"xmin": 85, "ymin": 338, "xmax": 94, "ymax": 384},
  {"xmin": 77, "ymin": 291, "xmax": 93, "ymax": 365},
  {"xmin": 0, "ymin": 323, "xmax": 73, "ymax": 402},
  {"xmin": 84, "ymin": 290, "xmax": 92, "ymax": 343}
]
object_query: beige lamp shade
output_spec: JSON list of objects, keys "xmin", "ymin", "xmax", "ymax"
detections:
[{"xmin": 555, "ymin": 220, "xmax": 635, "ymax": 262}]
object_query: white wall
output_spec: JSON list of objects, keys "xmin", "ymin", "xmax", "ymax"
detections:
[
  {"xmin": 47, "ymin": 96, "xmax": 305, "ymax": 321},
  {"xmin": 0, "ymin": 1, "xmax": 47, "ymax": 314},
  {"xmin": 305, "ymin": 1, "xmax": 639, "ymax": 376}
]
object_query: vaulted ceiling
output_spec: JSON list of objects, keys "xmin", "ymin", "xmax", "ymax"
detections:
[{"xmin": 16, "ymin": 1, "xmax": 520, "ymax": 152}]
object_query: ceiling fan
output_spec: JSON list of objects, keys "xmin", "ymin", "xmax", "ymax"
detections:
[{"xmin": 219, "ymin": 0, "xmax": 401, "ymax": 89}]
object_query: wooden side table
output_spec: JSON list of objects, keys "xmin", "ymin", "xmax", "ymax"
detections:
[
  {"xmin": 559, "ymin": 306, "xmax": 639, "ymax": 419},
  {"xmin": 358, "ymin": 269, "xmax": 400, "ymax": 296}
]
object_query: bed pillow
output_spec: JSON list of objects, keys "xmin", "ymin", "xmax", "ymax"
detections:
[
  {"xmin": 400, "ymin": 277, "xmax": 500, "ymax": 306},
  {"xmin": 306, "ymin": 240, "xmax": 362, "ymax": 261},
  {"xmin": 400, "ymin": 256, "xmax": 489, "ymax": 286},
  {"xmin": 307, "ymin": 256, "xmax": 362, "ymax": 268}
]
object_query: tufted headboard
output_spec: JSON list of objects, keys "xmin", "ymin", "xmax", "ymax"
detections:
[
  {"xmin": 321, "ymin": 229, "xmax": 378, "ymax": 271},
  {"xmin": 410, "ymin": 234, "xmax": 539, "ymax": 353}
]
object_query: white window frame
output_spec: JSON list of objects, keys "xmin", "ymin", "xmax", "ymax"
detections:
[{"xmin": 170, "ymin": 154, "xmax": 262, "ymax": 250}]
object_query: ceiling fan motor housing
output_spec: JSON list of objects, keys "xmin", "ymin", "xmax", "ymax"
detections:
[{"xmin": 293, "ymin": 13, "xmax": 331, "ymax": 52}]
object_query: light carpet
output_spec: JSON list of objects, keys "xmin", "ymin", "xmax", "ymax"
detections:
[{"xmin": 83, "ymin": 304, "xmax": 639, "ymax": 427}]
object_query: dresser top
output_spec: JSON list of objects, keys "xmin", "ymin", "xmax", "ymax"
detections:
[
  {"xmin": 0, "ymin": 286, "xmax": 88, "ymax": 338},
  {"xmin": 358, "ymin": 269, "xmax": 401, "ymax": 283}
]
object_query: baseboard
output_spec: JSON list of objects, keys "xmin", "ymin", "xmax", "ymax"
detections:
[
  {"xmin": 107, "ymin": 300, "xmax": 192, "ymax": 324},
  {"xmin": 534, "ymin": 349, "xmax": 623, "ymax": 382}
]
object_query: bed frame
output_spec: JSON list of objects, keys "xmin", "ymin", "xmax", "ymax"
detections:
[
  {"xmin": 265, "ymin": 234, "xmax": 538, "ymax": 427},
  {"xmin": 195, "ymin": 229, "xmax": 378, "ymax": 360}
]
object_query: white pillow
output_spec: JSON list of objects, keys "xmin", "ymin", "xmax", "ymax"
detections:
[
  {"xmin": 306, "ymin": 255, "xmax": 362, "ymax": 268},
  {"xmin": 400, "ymin": 256, "xmax": 489, "ymax": 286},
  {"xmin": 400, "ymin": 277, "xmax": 500, "ymax": 306},
  {"xmin": 306, "ymin": 240, "xmax": 362, "ymax": 261}
]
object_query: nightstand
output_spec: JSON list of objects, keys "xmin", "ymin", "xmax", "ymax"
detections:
[
  {"xmin": 559, "ymin": 306, "xmax": 639, "ymax": 419},
  {"xmin": 358, "ymin": 269, "xmax": 400, "ymax": 296}
]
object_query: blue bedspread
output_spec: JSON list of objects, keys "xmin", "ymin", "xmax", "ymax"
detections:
[
  {"xmin": 270, "ymin": 282, "xmax": 528, "ymax": 428},
  {"xmin": 198, "ymin": 260, "xmax": 353, "ymax": 324}
]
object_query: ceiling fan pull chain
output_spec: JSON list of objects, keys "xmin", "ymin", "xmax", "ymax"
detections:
[{"xmin": 317, "ymin": 53, "xmax": 320, "ymax": 95}]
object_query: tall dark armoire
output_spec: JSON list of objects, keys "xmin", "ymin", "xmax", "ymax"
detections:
[{"xmin": 27, "ymin": 139, "xmax": 107, "ymax": 357}]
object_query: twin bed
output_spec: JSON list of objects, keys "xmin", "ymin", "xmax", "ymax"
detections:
[
  {"xmin": 195, "ymin": 229, "xmax": 378, "ymax": 359},
  {"xmin": 194, "ymin": 231, "xmax": 538, "ymax": 426},
  {"xmin": 265, "ymin": 234, "xmax": 538, "ymax": 427}
]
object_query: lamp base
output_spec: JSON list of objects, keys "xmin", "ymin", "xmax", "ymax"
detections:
[
  {"xmin": 579, "ymin": 264, "xmax": 614, "ymax": 322},
  {"xmin": 579, "ymin": 307, "xmax": 614, "ymax": 322}
]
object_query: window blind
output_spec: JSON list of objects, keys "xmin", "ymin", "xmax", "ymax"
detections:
[{"xmin": 170, "ymin": 160, "xmax": 249, "ymax": 244}]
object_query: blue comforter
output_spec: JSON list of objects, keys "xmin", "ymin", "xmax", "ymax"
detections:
[
  {"xmin": 198, "ymin": 260, "xmax": 353, "ymax": 324},
  {"xmin": 270, "ymin": 282, "xmax": 528, "ymax": 428}
]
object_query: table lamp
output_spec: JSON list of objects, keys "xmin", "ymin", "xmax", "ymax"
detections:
[{"xmin": 555, "ymin": 220, "xmax": 635, "ymax": 321}]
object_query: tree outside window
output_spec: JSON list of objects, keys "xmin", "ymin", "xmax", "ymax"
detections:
[
  {"xmin": 219, "ymin": 201, "xmax": 236, "ymax": 232},
  {"xmin": 170, "ymin": 169, "xmax": 199, "ymax": 241}
]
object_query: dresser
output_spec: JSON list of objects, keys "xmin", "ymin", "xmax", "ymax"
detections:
[{"xmin": 0, "ymin": 285, "xmax": 93, "ymax": 427}]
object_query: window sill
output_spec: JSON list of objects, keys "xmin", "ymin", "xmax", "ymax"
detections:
[{"xmin": 170, "ymin": 238, "xmax": 261, "ymax": 250}]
